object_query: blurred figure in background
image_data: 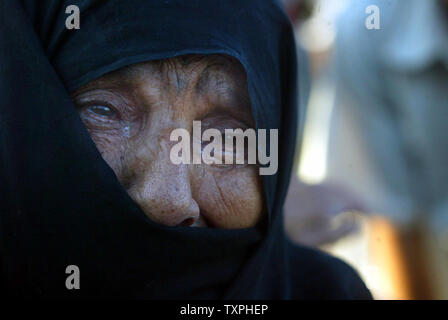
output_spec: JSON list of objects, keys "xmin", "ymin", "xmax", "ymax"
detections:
[
  {"xmin": 283, "ymin": 0, "xmax": 448, "ymax": 299},
  {"xmin": 328, "ymin": 0, "xmax": 448, "ymax": 298},
  {"xmin": 282, "ymin": 0, "xmax": 368, "ymax": 247}
]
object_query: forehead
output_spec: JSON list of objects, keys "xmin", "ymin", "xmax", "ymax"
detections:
[
  {"xmin": 71, "ymin": 54, "xmax": 254, "ymax": 124},
  {"xmin": 82, "ymin": 54, "xmax": 247, "ymax": 91}
]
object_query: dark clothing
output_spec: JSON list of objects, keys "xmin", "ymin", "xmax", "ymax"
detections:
[
  {"xmin": 0, "ymin": 0, "xmax": 371, "ymax": 299},
  {"xmin": 287, "ymin": 241, "xmax": 372, "ymax": 299}
]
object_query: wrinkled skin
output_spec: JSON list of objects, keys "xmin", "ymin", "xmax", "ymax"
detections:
[{"xmin": 71, "ymin": 55, "xmax": 264, "ymax": 228}]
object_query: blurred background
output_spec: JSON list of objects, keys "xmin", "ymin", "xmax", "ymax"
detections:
[{"xmin": 281, "ymin": 0, "xmax": 448, "ymax": 299}]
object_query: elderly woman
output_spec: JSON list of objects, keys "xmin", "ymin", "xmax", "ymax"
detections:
[{"xmin": 0, "ymin": 0, "xmax": 371, "ymax": 299}]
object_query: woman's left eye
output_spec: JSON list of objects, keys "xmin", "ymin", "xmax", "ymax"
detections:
[{"xmin": 88, "ymin": 105, "xmax": 116, "ymax": 118}]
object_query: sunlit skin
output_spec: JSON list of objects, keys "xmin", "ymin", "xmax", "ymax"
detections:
[{"xmin": 71, "ymin": 55, "xmax": 264, "ymax": 228}]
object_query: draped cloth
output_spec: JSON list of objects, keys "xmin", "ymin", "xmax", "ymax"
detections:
[{"xmin": 0, "ymin": 0, "xmax": 371, "ymax": 299}]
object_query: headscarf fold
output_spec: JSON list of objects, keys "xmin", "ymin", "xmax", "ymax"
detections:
[
  {"xmin": 1, "ymin": 0, "xmax": 372, "ymax": 300},
  {"xmin": 0, "ymin": 0, "xmax": 298, "ymax": 299}
]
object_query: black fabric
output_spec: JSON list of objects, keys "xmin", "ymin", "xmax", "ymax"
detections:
[{"xmin": 0, "ymin": 0, "xmax": 371, "ymax": 299}]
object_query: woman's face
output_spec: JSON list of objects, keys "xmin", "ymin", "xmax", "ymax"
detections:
[{"xmin": 71, "ymin": 55, "xmax": 264, "ymax": 228}]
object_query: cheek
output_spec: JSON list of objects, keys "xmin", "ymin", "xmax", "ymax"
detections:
[
  {"xmin": 85, "ymin": 128, "xmax": 129, "ymax": 178},
  {"xmin": 192, "ymin": 165, "xmax": 264, "ymax": 229}
]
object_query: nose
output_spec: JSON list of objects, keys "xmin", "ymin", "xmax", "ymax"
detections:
[{"xmin": 126, "ymin": 135, "xmax": 200, "ymax": 227}]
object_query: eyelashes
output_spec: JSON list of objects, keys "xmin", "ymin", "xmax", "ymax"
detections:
[
  {"xmin": 72, "ymin": 90, "xmax": 129, "ymax": 123},
  {"xmin": 75, "ymin": 97, "xmax": 123, "ymax": 125},
  {"xmin": 200, "ymin": 130, "xmax": 251, "ymax": 167},
  {"xmin": 87, "ymin": 104, "xmax": 117, "ymax": 118}
]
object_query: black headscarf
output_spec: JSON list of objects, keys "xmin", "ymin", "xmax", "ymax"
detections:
[{"xmin": 0, "ymin": 0, "xmax": 371, "ymax": 299}]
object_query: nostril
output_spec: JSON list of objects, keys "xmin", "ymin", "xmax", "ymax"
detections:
[{"xmin": 179, "ymin": 217, "xmax": 196, "ymax": 227}]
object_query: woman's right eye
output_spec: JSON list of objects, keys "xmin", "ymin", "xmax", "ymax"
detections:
[{"xmin": 88, "ymin": 105, "xmax": 117, "ymax": 118}]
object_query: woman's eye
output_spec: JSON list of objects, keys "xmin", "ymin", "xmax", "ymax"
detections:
[
  {"xmin": 88, "ymin": 105, "xmax": 116, "ymax": 118},
  {"xmin": 200, "ymin": 131, "xmax": 249, "ymax": 168}
]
